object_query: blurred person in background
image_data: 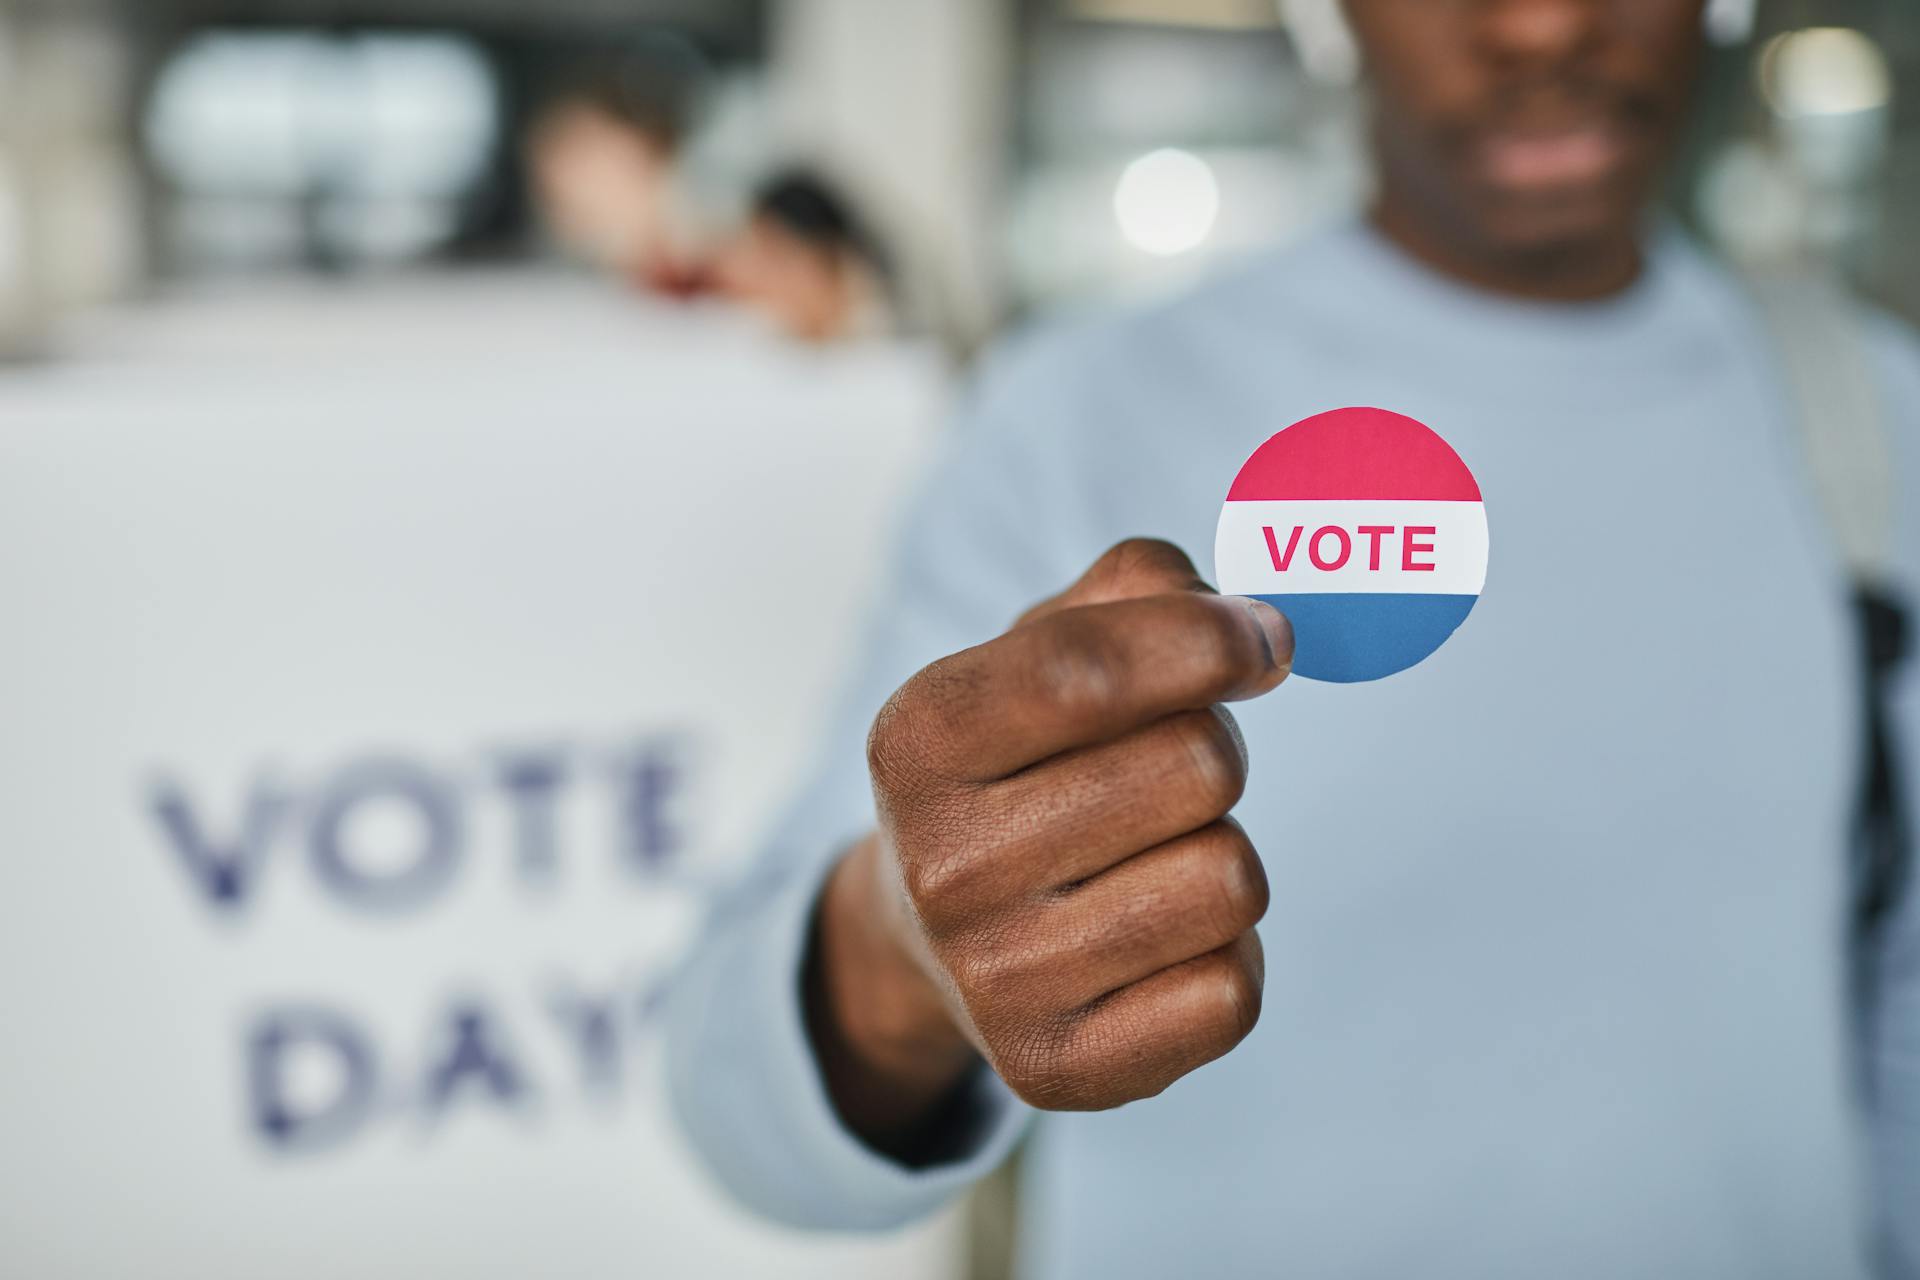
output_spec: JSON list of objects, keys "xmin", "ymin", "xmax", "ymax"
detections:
[
  {"xmin": 668, "ymin": 1, "xmax": 1920, "ymax": 1278},
  {"xmin": 528, "ymin": 83, "xmax": 907, "ymax": 345},
  {"xmin": 526, "ymin": 61, "xmax": 710, "ymax": 298},
  {"xmin": 711, "ymin": 169, "xmax": 898, "ymax": 343}
]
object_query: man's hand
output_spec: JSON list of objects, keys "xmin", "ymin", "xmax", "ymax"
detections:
[{"xmin": 805, "ymin": 539, "xmax": 1293, "ymax": 1154}]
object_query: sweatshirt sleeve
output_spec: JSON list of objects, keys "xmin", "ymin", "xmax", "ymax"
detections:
[
  {"xmin": 664, "ymin": 332, "xmax": 1101, "ymax": 1230},
  {"xmin": 664, "ymin": 855, "xmax": 1031, "ymax": 1229}
]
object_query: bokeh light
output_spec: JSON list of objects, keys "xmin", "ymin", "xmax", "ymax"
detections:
[
  {"xmin": 1112, "ymin": 147, "xmax": 1220, "ymax": 257},
  {"xmin": 1759, "ymin": 27, "xmax": 1892, "ymax": 119}
]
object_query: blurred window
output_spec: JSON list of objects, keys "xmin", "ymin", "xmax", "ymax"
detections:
[{"xmin": 145, "ymin": 30, "xmax": 498, "ymax": 270}]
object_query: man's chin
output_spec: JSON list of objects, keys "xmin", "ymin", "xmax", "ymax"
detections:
[{"xmin": 1473, "ymin": 190, "xmax": 1642, "ymax": 285}]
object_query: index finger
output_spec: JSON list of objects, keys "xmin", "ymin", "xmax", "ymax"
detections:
[{"xmin": 892, "ymin": 590, "xmax": 1293, "ymax": 782}]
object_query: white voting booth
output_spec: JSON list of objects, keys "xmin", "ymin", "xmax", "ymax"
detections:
[{"xmin": 0, "ymin": 276, "xmax": 959, "ymax": 1278}]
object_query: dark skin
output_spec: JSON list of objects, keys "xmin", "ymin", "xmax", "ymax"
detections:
[
  {"xmin": 1356, "ymin": 0, "xmax": 1706, "ymax": 300},
  {"xmin": 807, "ymin": 0, "xmax": 1709, "ymax": 1155}
]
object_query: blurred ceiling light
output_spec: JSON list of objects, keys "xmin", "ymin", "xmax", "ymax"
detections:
[
  {"xmin": 146, "ymin": 31, "xmax": 496, "ymax": 198},
  {"xmin": 1703, "ymin": 0, "xmax": 1757, "ymax": 46},
  {"xmin": 1069, "ymin": 0, "xmax": 1279, "ymax": 29},
  {"xmin": 146, "ymin": 33, "xmax": 327, "ymax": 195},
  {"xmin": 1758, "ymin": 27, "xmax": 1892, "ymax": 119},
  {"xmin": 1277, "ymin": 0, "xmax": 1358, "ymax": 83},
  {"xmin": 1114, "ymin": 148, "xmax": 1220, "ymax": 256},
  {"xmin": 346, "ymin": 35, "xmax": 498, "ymax": 198}
]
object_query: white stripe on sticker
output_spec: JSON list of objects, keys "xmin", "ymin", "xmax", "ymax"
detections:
[{"xmin": 1215, "ymin": 499, "xmax": 1489, "ymax": 597}]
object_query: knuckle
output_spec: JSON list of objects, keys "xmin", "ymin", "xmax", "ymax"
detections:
[
  {"xmin": 1189, "ymin": 596, "xmax": 1265, "ymax": 682},
  {"xmin": 940, "ymin": 940, "xmax": 992, "ymax": 995},
  {"xmin": 949, "ymin": 911, "xmax": 1078, "ymax": 1012},
  {"xmin": 1096, "ymin": 537, "xmax": 1202, "ymax": 593},
  {"xmin": 869, "ymin": 659, "xmax": 980, "ymax": 797},
  {"xmin": 989, "ymin": 1024, "xmax": 1081, "ymax": 1109},
  {"xmin": 1035, "ymin": 618, "xmax": 1126, "ymax": 723},
  {"xmin": 900, "ymin": 840, "xmax": 983, "ymax": 915},
  {"xmin": 906, "ymin": 824, "xmax": 1021, "ymax": 934},
  {"xmin": 1197, "ymin": 824, "xmax": 1269, "ymax": 933},
  {"xmin": 865, "ymin": 685, "xmax": 920, "ymax": 793},
  {"xmin": 942, "ymin": 923, "xmax": 1018, "ymax": 995},
  {"xmin": 1167, "ymin": 709, "xmax": 1248, "ymax": 818},
  {"xmin": 1223, "ymin": 967, "xmax": 1264, "ymax": 1043},
  {"xmin": 1212, "ymin": 948, "xmax": 1265, "ymax": 1044},
  {"xmin": 896, "ymin": 847, "xmax": 947, "ymax": 906}
]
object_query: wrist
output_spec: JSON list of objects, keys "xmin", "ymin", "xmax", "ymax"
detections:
[{"xmin": 805, "ymin": 834, "xmax": 978, "ymax": 1152}]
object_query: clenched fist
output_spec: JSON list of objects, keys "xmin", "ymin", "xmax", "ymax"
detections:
[{"xmin": 805, "ymin": 539, "xmax": 1294, "ymax": 1154}]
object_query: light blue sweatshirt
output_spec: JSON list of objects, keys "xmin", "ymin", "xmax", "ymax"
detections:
[{"xmin": 668, "ymin": 222, "xmax": 1920, "ymax": 1279}]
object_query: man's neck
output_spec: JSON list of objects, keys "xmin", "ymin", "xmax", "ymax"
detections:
[{"xmin": 1369, "ymin": 200, "xmax": 1644, "ymax": 304}]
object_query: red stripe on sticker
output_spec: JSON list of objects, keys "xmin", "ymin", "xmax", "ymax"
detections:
[{"xmin": 1224, "ymin": 406, "xmax": 1483, "ymax": 503}]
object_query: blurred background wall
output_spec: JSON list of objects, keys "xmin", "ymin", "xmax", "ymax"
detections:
[
  {"xmin": 0, "ymin": 0, "xmax": 1915, "ymax": 355},
  {"xmin": 0, "ymin": 1, "xmax": 1915, "ymax": 1277}
]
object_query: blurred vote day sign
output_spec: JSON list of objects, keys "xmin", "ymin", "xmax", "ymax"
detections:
[{"xmin": 0, "ymin": 276, "xmax": 957, "ymax": 1279}]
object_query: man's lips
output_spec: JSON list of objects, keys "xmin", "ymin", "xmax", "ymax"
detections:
[{"xmin": 1475, "ymin": 124, "xmax": 1629, "ymax": 190}]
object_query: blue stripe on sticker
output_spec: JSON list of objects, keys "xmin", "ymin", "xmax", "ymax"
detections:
[{"xmin": 1252, "ymin": 593, "xmax": 1480, "ymax": 684}]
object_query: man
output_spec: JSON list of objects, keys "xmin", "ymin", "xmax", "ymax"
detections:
[{"xmin": 668, "ymin": 1, "xmax": 1920, "ymax": 1275}]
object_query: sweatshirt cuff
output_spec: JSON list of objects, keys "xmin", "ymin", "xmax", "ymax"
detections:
[{"xmin": 666, "ymin": 865, "xmax": 1031, "ymax": 1230}]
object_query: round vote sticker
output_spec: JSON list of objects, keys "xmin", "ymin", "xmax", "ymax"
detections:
[{"xmin": 1215, "ymin": 406, "xmax": 1489, "ymax": 683}]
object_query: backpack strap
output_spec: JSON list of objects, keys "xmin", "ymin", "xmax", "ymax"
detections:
[
  {"xmin": 1746, "ymin": 267, "xmax": 1911, "ymax": 1017},
  {"xmin": 1748, "ymin": 271, "xmax": 1897, "ymax": 584}
]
